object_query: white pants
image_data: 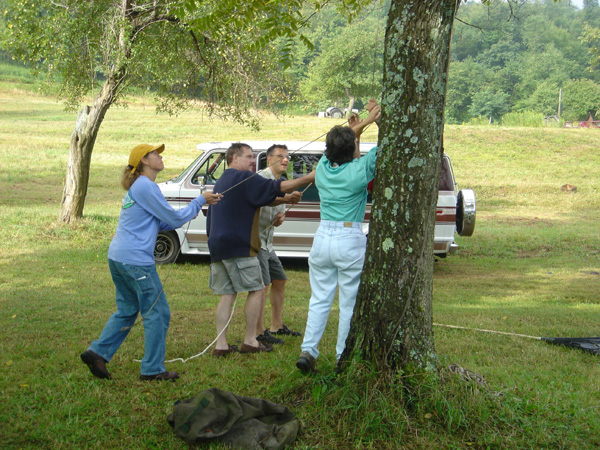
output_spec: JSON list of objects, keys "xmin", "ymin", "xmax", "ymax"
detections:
[{"xmin": 301, "ymin": 221, "xmax": 367, "ymax": 360}]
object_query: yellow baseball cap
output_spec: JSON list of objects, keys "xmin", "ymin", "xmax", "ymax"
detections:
[{"xmin": 128, "ymin": 143, "xmax": 165, "ymax": 174}]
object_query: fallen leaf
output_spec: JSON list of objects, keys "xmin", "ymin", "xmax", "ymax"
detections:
[
  {"xmin": 6, "ymin": 360, "xmax": 13, "ymax": 366},
  {"xmin": 11, "ymin": 314, "xmax": 16, "ymax": 319},
  {"xmin": 424, "ymin": 413, "xmax": 432, "ymax": 419}
]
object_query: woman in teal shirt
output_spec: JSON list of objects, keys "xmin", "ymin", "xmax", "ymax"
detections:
[{"xmin": 297, "ymin": 101, "xmax": 381, "ymax": 373}]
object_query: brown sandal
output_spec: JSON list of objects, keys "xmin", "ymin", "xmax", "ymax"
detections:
[{"xmin": 212, "ymin": 344, "xmax": 239, "ymax": 357}]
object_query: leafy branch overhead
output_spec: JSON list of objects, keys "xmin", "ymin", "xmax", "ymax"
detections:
[{"xmin": 2, "ymin": 0, "xmax": 369, "ymax": 126}]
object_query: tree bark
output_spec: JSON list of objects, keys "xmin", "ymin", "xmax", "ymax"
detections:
[
  {"xmin": 345, "ymin": 86, "xmax": 355, "ymax": 115},
  {"xmin": 59, "ymin": 0, "xmax": 138, "ymax": 223},
  {"xmin": 59, "ymin": 75, "xmax": 123, "ymax": 223},
  {"xmin": 340, "ymin": 0, "xmax": 457, "ymax": 375}
]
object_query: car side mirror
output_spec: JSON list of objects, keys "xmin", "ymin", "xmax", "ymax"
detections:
[{"xmin": 197, "ymin": 175, "xmax": 205, "ymax": 189}]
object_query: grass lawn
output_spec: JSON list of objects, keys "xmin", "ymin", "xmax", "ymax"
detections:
[{"xmin": 1, "ymin": 79, "xmax": 599, "ymax": 449}]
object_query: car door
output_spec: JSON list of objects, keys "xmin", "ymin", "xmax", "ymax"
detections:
[{"xmin": 180, "ymin": 149, "xmax": 228, "ymax": 253}]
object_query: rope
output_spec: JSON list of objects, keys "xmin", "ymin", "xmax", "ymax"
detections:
[
  {"xmin": 371, "ymin": 0, "xmax": 384, "ymax": 93},
  {"xmin": 160, "ymin": 181, "xmax": 314, "ymax": 364},
  {"xmin": 446, "ymin": 363, "xmax": 490, "ymax": 390},
  {"xmin": 433, "ymin": 323, "xmax": 542, "ymax": 340},
  {"xmin": 445, "ymin": 364, "xmax": 514, "ymax": 397},
  {"xmin": 146, "ymin": 297, "xmax": 239, "ymax": 364},
  {"xmin": 260, "ymin": 182, "xmax": 313, "ymax": 233},
  {"xmin": 124, "ymin": 136, "xmax": 320, "ymax": 335}
]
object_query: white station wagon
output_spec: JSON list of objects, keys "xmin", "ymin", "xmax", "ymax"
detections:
[{"xmin": 154, "ymin": 141, "xmax": 476, "ymax": 263}]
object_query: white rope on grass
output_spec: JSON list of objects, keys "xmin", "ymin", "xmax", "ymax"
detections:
[
  {"xmin": 134, "ymin": 297, "xmax": 239, "ymax": 364},
  {"xmin": 434, "ymin": 323, "xmax": 542, "ymax": 340},
  {"xmin": 132, "ymin": 175, "xmax": 313, "ymax": 365}
]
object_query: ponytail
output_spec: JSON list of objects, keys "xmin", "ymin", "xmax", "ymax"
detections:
[{"xmin": 120, "ymin": 163, "xmax": 143, "ymax": 190}]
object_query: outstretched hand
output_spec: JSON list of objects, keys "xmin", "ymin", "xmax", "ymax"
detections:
[
  {"xmin": 203, "ymin": 191, "xmax": 223, "ymax": 205},
  {"xmin": 272, "ymin": 212, "xmax": 285, "ymax": 227},
  {"xmin": 350, "ymin": 100, "xmax": 381, "ymax": 138},
  {"xmin": 348, "ymin": 112, "xmax": 361, "ymax": 129},
  {"xmin": 286, "ymin": 191, "xmax": 302, "ymax": 204},
  {"xmin": 366, "ymin": 98, "xmax": 379, "ymax": 112},
  {"xmin": 365, "ymin": 99, "xmax": 381, "ymax": 125}
]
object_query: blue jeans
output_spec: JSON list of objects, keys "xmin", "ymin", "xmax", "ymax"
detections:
[
  {"xmin": 89, "ymin": 260, "xmax": 170, "ymax": 376},
  {"xmin": 301, "ymin": 221, "xmax": 367, "ymax": 360}
]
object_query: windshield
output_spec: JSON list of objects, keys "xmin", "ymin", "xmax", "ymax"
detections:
[{"xmin": 170, "ymin": 152, "xmax": 206, "ymax": 183}]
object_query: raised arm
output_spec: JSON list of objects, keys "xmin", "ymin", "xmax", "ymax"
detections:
[
  {"xmin": 280, "ymin": 171, "xmax": 315, "ymax": 193},
  {"xmin": 269, "ymin": 191, "xmax": 302, "ymax": 206},
  {"xmin": 350, "ymin": 99, "xmax": 381, "ymax": 139}
]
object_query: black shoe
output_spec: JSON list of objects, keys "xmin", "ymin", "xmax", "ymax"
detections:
[
  {"xmin": 296, "ymin": 351, "xmax": 317, "ymax": 374},
  {"xmin": 140, "ymin": 371, "xmax": 179, "ymax": 381},
  {"xmin": 81, "ymin": 350, "xmax": 112, "ymax": 380},
  {"xmin": 272, "ymin": 324, "xmax": 302, "ymax": 337},
  {"xmin": 257, "ymin": 329, "xmax": 284, "ymax": 345}
]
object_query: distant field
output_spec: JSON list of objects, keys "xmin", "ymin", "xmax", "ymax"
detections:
[{"xmin": 1, "ymin": 82, "xmax": 599, "ymax": 449}]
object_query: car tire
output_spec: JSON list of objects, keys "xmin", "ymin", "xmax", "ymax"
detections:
[
  {"xmin": 154, "ymin": 231, "xmax": 180, "ymax": 264},
  {"xmin": 330, "ymin": 108, "xmax": 343, "ymax": 119},
  {"xmin": 456, "ymin": 189, "xmax": 476, "ymax": 237}
]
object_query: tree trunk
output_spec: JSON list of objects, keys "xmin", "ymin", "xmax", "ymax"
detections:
[
  {"xmin": 59, "ymin": 76, "xmax": 123, "ymax": 223},
  {"xmin": 59, "ymin": 1, "xmax": 137, "ymax": 223},
  {"xmin": 345, "ymin": 86, "xmax": 355, "ymax": 115},
  {"xmin": 340, "ymin": 0, "xmax": 457, "ymax": 375}
]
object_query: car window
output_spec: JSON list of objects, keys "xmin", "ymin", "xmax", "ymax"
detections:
[
  {"xmin": 290, "ymin": 154, "xmax": 320, "ymax": 202},
  {"xmin": 439, "ymin": 155, "xmax": 454, "ymax": 191},
  {"xmin": 172, "ymin": 153, "xmax": 205, "ymax": 184},
  {"xmin": 257, "ymin": 152, "xmax": 321, "ymax": 202},
  {"xmin": 192, "ymin": 151, "xmax": 227, "ymax": 186}
]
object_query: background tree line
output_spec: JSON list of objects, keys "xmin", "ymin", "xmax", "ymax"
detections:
[{"xmin": 288, "ymin": 0, "xmax": 600, "ymax": 123}]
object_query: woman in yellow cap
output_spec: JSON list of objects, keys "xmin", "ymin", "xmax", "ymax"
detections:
[{"xmin": 81, "ymin": 143, "xmax": 222, "ymax": 381}]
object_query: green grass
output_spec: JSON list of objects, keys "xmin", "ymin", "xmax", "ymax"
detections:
[{"xmin": 1, "ymin": 75, "xmax": 600, "ymax": 449}]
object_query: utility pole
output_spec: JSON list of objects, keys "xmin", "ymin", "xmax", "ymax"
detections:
[{"xmin": 558, "ymin": 88, "xmax": 562, "ymax": 118}]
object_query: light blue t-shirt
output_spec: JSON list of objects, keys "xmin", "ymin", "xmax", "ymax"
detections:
[
  {"xmin": 316, "ymin": 146, "xmax": 377, "ymax": 222},
  {"xmin": 108, "ymin": 175, "xmax": 205, "ymax": 266}
]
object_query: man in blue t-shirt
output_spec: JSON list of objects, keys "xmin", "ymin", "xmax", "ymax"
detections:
[{"xmin": 207, "ymin": 143, "xmax": 315, "ymax": 356}]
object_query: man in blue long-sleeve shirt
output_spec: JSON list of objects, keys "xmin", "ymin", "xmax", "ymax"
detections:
[{"xmin": 207, "ymin": 143, "xmax": 314, "ymax": 355}]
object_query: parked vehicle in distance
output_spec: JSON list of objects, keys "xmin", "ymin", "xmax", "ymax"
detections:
[
  {"xmin": 325, "ymin": 107, "xmax": 344, "ymax": 119},
  {"xmin": 154, "ymin": 141, "xmax": 476, "ymax": 264}
]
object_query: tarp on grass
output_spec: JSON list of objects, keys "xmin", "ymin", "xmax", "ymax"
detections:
[
  {"xmin": 541, "ymin": 337, "xmax": 600, "ymax": 355},
  {"xmin": 167, "ymin": 387, "xmax": 299, "ymax": 450}
]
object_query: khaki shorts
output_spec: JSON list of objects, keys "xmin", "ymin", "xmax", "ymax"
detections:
[
  {"xmin": 257, "ymin": 249, "xmax": 288, "ymax": 285},
  {"xmin": 209, "ymin": 256, "xmax": 265, "ymax": 295}
]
